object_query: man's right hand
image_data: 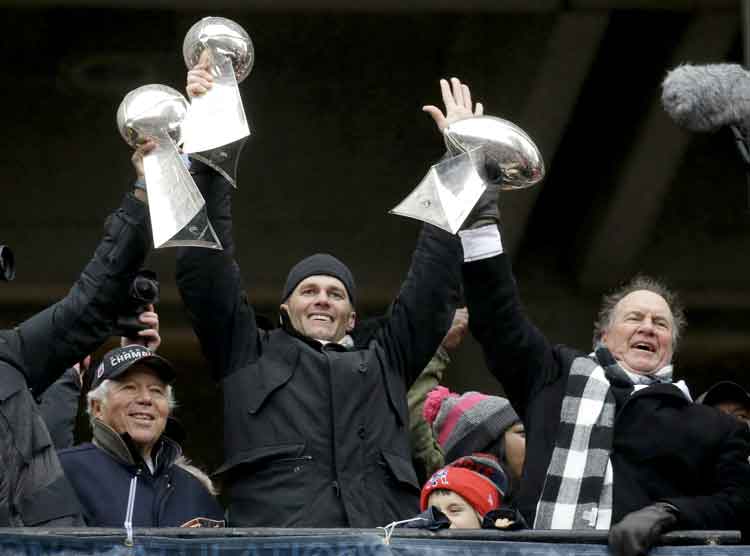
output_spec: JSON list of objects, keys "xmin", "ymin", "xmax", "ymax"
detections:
[
  {"xmin": 609, "ymin": 503, "xmax": 679, "ymax": 556},
  {"xmin": 186, "ymin": 50, "xmax": 213, "ymax": 98},
  {"xmin": 130, "ymin": 139, "xmax": 157, "ymax": 203},
  {"xmin": 131, "ymin": 139, "xmax": 157, "ymax": 180},
  {"xmin": 120, "ymin": 304, "xmax": 161, "ymax": 352}
]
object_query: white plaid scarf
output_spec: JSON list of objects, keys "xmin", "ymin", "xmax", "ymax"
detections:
[
  {"xmin": 533, "ymin": 348, "xmax": 617, "ymax": 530},
  {"xmin": 533, "ymin": 348, "xmax": 691, "ymax": 531}
]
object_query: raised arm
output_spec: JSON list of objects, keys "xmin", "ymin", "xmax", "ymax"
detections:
[
  {"xmin": 176, "ymin": 162, "xmax": 259, "ymax": 380},
  {"xmin": 462, "ymin": 247, "xmax": 559, "ymax": 418},
  {"xmin": 375, "ymin": 222, "xmax": 462, "ymax": 388},
  {"xmin": 11, "ymin": 190, "xmax": 150, "ymax": 395},
  {"xmin": 407, "ymin": 307, "xmax": 468, "ymax": 479},
  {"xmin": 373, "ymin": 79, "xmax": 484, "ymax": 385},
  {"xmin": 176, "ymin": 60, "xmax": 258, "ymax": 379}
]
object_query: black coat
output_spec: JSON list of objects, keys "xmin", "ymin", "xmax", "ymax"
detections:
[
  {"xmin": 58, "ymin": 421, "xmax": 223, "ymax": 527},
  {"xmin": 176, "ymin": 163, "xmax": 462, "ymax": 527},
  {"xmin": 38, "ymin": 367, "xmax": 81, "ymax": 450},
  {"xmin": 0, "ymin": 193, "xmax": 151, "ymax": 526},
  {"xmin": 463, "ymin": 253, "xmax": 750, "ymax": 531}
]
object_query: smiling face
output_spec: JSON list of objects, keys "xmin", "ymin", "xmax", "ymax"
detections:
[
  {"xmin": 601, "ymin": 290, "xmax": 674, "ymax": 375},
  {"xmin": 280, "ymin": 275, "xmax": 356, "ymax": 342},
  {"xmin": 92, "ymin": 366, "xmax": 169, "ymax": 458}
]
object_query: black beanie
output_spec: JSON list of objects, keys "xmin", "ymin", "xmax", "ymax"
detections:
[{"xmin": 281, "ymin": 253, "xmax": 356, "ymax": 305}]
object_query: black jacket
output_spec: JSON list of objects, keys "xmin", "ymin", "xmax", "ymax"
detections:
[
  {"xmin": 38, "ymin": 367, "xmax": 81, "ymax": 450},
  {"xmin": 176, "ymin": 162, "xmax": 462, "ymax": 527},
  {"xmin": 58, "ymin": 420, "xmax": 223, "ymax": 527},
  {"xmin": 0, "ymin": 194, "xmax": 151, "ymax": 526},
  {"xmin": 463, "ymin": 253, "xmax": 750, "ymax": 531}
]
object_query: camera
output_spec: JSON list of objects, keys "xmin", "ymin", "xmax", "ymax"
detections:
[
  {"xmin": 114, "ymin": 270, "xmax": 159, "ymax": 338},
  {"xmin": 0, "ymin": 245, "xmax": 15, "ymax": 282}
]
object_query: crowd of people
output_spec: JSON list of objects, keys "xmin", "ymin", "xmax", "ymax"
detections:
[{"xmin": 0, "ymin": 72, "xmax": 749, "ymax": 556}]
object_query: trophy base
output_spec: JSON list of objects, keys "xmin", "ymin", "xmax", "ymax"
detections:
[
  {"xmin": 191, "ymin": 136, "xmax": 248, "ymax": 188},
  {"xmin": 157, "ymin": 208, "xmax": 223, "ymax": 250},
  {"xmin": 389, "ymin": 150, "xmax": 486, "ymax": 234}
]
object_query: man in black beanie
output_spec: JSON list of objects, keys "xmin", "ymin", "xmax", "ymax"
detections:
[
  {"xmin": 278, "ymin": 253, "xmax": 357, "ymax": 343},
  {"xmin": 176, "ymin": 73, "xmax": 478, "ymax": 527}
]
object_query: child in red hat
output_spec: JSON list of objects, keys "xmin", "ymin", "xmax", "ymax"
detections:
[{"xmin": 419, "ymin": 454, "xmax": 518, "ymax": 529}]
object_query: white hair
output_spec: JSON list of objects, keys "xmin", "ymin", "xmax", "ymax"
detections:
[{"xmin": 86, "ymin": 379, "xmax": 177, "ymax": 427}]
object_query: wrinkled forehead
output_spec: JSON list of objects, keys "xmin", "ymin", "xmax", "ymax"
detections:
[{"xmin": 613, "ymin": 290, "xmax": 673, "ymax": 322}]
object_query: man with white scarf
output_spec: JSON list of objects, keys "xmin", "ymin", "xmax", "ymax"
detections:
[{"xmin": 432, "ymin": 85, "xmax": 750, "ymax": 556}]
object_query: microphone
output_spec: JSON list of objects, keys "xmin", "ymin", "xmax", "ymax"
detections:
[{"xmin": 661, "ymin": 63, "xmax": 750, "ymax": 132}]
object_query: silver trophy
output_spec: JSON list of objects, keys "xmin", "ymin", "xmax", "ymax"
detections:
[
  {"xmin": 181, "ymin": 16, "xmax": 254, "ymax": 187},
  {"xmin": 390, "ymin": 116, "xmax": 545, "ymax": 233},
  {"xmin": 117, "ymin": 84, "xmax": 222, "ymax": 250}
]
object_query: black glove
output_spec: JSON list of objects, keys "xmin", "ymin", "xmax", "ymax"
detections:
[
  {"xmin": 482, "ymin": 507, "xmax": 529, "ymax": 530},
  {"xmin": 608, "ymin": 503, "xmax": 679, "ymax": 556},
  {"xmin": 461, "ymin": 181, "xmax": 500, "ymax": 230},
  {"xmin": 395, "ymin": 506, "xmax": 451, "ymax": 530}
]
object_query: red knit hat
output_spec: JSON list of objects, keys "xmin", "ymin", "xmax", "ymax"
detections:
[{"xmin": 419, "ymin": 454, "xmax": 506, "ymax": 517}]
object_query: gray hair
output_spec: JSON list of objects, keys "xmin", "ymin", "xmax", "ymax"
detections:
[
  {"xmin": 592, "ymin": 275, "xmax": 686, "ymax": 352},
  {"xmin": 86, "ymin": 379, "xmax": 177, "ymax": 428}
]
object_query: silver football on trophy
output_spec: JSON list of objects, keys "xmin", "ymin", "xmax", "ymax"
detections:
[
  {"xmin": 444, "ymin": 116, "xmax": 545, "ymax": 190},
  {"xmin": 116, "ymin": 84, "xmax": 189, "ymax": 147},
  {"xmin": 183, "ymin": 16, "xmax": 254, "ymax": 83}
]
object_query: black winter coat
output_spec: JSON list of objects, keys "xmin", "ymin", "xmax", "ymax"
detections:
[
  {"xmin": 464, "ymin": 253, "xmax": 750, "ymax": 531},
  {"xmin": 0, "ymin": 194, "xmax": 151, "ymax": 526},
  {"xmin": 176, "ymin": 163, "xmax": 462, "ymax": 527},
  {"xmin": 38, "ymin": 367, "xmax": 81, "ymax": 450},
  {"xmin": 59, "ymin": 421, "xmax": 224, "ymax": 527}
]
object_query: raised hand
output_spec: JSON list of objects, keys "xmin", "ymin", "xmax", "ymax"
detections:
[
  {"xmin": 186, "ymin": 49, "xmax": 213, "ymax": 98},
  {"xmin": 131, "ymin": 138, "xmax": 158, "ymax": 181},
  {"xmin": 121, "ymin": 304, "xmax": 162, "ymax": 352},
  {"xmin": 442, "ymin": 307, "xmax": 469, "ymax": 351},
  {"xmin": 423, "ymin": 77, "xmax": 484, "ymax": 133}
]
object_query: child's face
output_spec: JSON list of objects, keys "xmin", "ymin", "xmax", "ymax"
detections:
[
  {"xmin": 504, "ymin": 422, "xmax": 526, "ymax": 481},
  {"xmin": 427, "ymin": 491, "xmax": 482, "ymax": 529}
]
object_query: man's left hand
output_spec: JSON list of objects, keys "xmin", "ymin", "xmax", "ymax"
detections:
[{"xmin": 609, "ymin": 503, "xmax": 679, "ymax": 556}]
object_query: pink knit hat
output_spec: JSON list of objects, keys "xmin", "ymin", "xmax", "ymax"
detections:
[{"xmin": 423, "ymin": 386, "xmax": 519, "ymax": 462}]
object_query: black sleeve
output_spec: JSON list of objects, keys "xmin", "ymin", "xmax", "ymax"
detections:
[
  {"xmin": 176, "ymin": 161, "xmax": 259, "ymax": 380},
  {"xmin": 374, "ymin": 224, "xmax": 462, "ymax": 388},
  {"xmin": 37, "ymin": 368, "xmax": 81, "ymax": 450},
  {"xmin": 14, "ymin": 193, "xmax": 151, "ymax": 395},
  {"xmin": 462, "ymin": 251, "xmax": 560, "ymax": 418},
  {"xmin": 664, "ymin": 418, "xmax": 750, "ymax": 533}
]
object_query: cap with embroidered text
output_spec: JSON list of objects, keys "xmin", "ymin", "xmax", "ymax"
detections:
[{"xmin": 92, "ymin": 345, "xmax": 176, "ymax": 389}]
